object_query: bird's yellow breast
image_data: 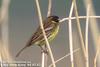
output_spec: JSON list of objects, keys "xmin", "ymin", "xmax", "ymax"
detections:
[
  {"xmin": 35, "ymin": 25, "xmax": 59, "ymax": 46},
  {"xmin": 48, "ymin": 26, "xmax": 59, "ymax": 42}
]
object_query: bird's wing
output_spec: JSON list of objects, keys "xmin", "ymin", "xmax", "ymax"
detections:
[
  {"xmin": 16, "ymin": 27, "xmax": 52, "ymax": 57},
  {"xmin": 26, "ymin": 20, "xmax": 54, "ymax": 46}
]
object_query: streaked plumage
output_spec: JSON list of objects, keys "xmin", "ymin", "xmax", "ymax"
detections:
[{"xmin": 16, "ymin": 16, "xmax": 59, "ymax": 57}]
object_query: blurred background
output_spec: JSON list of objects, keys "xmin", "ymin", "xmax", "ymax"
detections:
[{"xmin": 0, "ymin": 0, "xmax": 100, "ymax": 67}]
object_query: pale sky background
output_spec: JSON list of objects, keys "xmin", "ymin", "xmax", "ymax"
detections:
[{"xmin": 1, "ymin": 0, "xmax": 100, "ymax": 67}]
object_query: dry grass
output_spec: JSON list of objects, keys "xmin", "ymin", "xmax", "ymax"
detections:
[{"xmin": 0, "ymin": 0, "xmax": 100, "ymax": 67}]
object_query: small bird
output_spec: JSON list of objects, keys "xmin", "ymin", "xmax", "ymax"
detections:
[{"xmin": 16, "ymin": 15, "xmax": 60, "ymax": 57}]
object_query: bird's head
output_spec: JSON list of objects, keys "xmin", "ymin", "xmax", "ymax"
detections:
[{"xmin": 48, "ymin": 15, "xmax": 59, "ymax": 23}]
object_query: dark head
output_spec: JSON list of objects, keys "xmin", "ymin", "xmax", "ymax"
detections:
[{"xmin": 48, "ymin": 15, "xmax": 59, "ymax": 22}]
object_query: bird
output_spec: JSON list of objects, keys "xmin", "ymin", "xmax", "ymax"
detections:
[{"xmin": 16, "ymin": 15, "xmax": 60, "ymax": 57}]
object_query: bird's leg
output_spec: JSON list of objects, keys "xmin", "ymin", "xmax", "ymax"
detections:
[
  {"xmin": 39, "ymin": 45, "xmax": 48, "ymax": 55},
  {"xmin": 45, "ymin": 44, "xmax": 49, "ymax": 55}
]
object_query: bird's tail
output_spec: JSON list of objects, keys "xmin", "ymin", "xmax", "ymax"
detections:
[{"xmin": 16, "ymin": 46, "xmax": 27, "ymax": 57}]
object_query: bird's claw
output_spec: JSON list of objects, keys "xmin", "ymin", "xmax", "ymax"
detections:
[{"xmin": 41, "ymin": 49, "xmax": 49, "ymax": 55}]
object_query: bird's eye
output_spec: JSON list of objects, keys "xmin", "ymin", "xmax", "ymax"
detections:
[
  {"xmin": 52, "ymin": 19, "xmax": 59, "ymax": 22},
  {"xmin": 52, "ymin": 17, "xmax": 59, "ymax": 22},
  {"xmin": 52, "ymin": 21, "xmax": 57, "ymax": 23}
]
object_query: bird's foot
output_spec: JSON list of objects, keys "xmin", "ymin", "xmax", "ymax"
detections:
[
  {"xmin": 41, "ymin": 49, "xmax": 49, "ymax": 55},
  {"xmin": 39, "ymin": 45, "xmax": 49, "ymax": 55}
]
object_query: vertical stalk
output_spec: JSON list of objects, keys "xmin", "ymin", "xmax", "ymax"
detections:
[
  {"xmin": 72, "ymin": 0, "xmax": 86, "ymax": 58},
  {"xmin": 85, "ymin": 4, "xmax": 90, "ymax": 67},
  {"xmin": 47, "ymin": 0, "xmax": 52, "ymax": 17},
  {"xmin": 68, "ymin": 1, "xmax": 74, "ymax": 67},
  {"xmin": 35, "ymin": 0, "xmax": 56, "ymax": 67},
  {"xmin": 0, "ymin": 0, "xmax": 12, "ymax": 62}
]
